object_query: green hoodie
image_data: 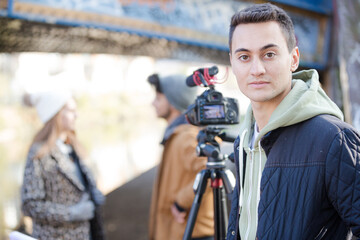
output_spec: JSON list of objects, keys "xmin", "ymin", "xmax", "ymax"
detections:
[{"xmin": 237, "ymin": 69, "xmax": 344, "ymax": 240}]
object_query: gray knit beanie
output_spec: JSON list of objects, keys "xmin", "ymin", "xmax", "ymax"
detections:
[{"xmin": 159, "ymin": 74, "xmax": 198, "ymax": 113}]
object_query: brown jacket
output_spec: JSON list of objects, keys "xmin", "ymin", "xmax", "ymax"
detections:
[
  {"xmin": 149, "ymin": 124, "xmax": 214, "ymax": 240},
  {"xmin": 21, "ymin": 144, "xmax": 104, "ymax": 240}
]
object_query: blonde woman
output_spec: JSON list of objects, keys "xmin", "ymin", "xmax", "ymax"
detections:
[{"xmin": 21, "ymin": 91, "xmax": 105, "ymax": 240}]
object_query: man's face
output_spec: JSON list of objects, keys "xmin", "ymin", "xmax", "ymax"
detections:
[
  {"xmin": 230, "ymin": 21, "xmax": 299, "ymax": 107},
  {"xmin": 152, "ymin": 92, "xmax": 172, "ymax": 119}
]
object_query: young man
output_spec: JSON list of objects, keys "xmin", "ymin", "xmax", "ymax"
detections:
[
  {"xmin": 227, "ymin": 3, "xmax": 360, "ymax": 240},
  {"xmin": 147, "ymin": 74, "xmax": 214, "ymax": 240}
]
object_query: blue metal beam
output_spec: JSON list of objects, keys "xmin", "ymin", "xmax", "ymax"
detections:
[
  {"xmin": 8, "ymin": 0, "xmax": 13, "ymax": 16},
  {"xmin": 271, "ymin": 0, "xmax": 333, "ymax": 15}
]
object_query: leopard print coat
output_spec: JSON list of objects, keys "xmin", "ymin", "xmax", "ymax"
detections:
[{"xmin": 21, "ymin": 144, "xmax": 105, "ymax": 240}]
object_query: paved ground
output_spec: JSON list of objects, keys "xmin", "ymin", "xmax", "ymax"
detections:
[{"xmin": 103, "ymin": 167, "xmax": 156, "ymax": 240}]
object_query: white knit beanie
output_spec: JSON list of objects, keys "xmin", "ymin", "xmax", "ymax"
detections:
[{"xmin": 24, "ymin": 90, "xmax": 72, "ymax": 123}]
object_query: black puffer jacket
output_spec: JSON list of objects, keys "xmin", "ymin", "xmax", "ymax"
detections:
[{"xmin": 227, "ymin": 114, "xmax": 360, "ymax": 240}]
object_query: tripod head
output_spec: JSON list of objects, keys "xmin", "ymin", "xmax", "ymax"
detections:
[
  {"xmin": 194, "ymin": 126, "xmax": 236, "ymax": 195},
  {"xmin": 197, "ymin": 126, "xmax": 238, "ymax": 145},
  {"xmin": 196, "ymin": 126, "xmax": 237, "ymax": 165}
]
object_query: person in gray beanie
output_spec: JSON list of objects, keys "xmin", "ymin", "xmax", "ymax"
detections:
[{"xmin": 148, "ymin": 73, "xmax": 214, "ymax": 240}]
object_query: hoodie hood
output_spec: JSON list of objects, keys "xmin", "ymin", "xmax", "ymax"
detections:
[{"xmin": 240, "ymin": 69, "xmax": 344, "ymax": 148}]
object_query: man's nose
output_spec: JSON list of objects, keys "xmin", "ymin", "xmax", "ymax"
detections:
[{"xmin": 250, "ymin": 57, "xmax": 265, "ymax": 76}]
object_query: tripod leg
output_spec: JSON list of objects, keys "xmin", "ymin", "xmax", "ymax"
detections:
[
  {"xmin": 212, "ymin": 175, "xmax": 228, "ymax": 240},
  {"xmin": 183, "ymin": 170, "xmax": 211, "ymax": 240}
]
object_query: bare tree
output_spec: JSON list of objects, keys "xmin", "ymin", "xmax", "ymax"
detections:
[{"xmin": 335, "ymin": 0, "xmax": 360, "ymax": 129}]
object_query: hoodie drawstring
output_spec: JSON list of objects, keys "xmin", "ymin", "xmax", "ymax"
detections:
[
  {"xmin": 239, "ymin": 129, "xmax": 247, "ymax": 209},
  {"xmin": 257, "ymin": 142, "xmax": 262, "ymax": 205}
]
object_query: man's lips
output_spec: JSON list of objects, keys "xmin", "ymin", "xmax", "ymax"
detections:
[{"xmin": 249, "ymin": 81, "xmax": 269, "ymax": 88}]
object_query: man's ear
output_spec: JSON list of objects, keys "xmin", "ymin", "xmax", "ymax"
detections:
[
  {"xmin": 290, "ymin": 47, "xmax": 300, "ymax": 72},
  {"xmin": 229, "ymin": 52, "xmax": 233, "ymax": 67}
]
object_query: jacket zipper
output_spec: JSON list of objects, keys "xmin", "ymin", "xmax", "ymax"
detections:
[
  {"xmin": 314, "ymin": 227, "xmax": 327, "ymax": 240},
  {"xmin": 237, "ymin": 146, "xmax": 242, "ymax": 215}
]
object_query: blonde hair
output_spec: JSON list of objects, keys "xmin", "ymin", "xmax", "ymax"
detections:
[{"xmin": 31, "ymin": 105, "xmax": 85, "ymax": 160}]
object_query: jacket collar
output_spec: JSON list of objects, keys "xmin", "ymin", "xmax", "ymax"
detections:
[
  {"xmin": 260, "ymin": 128, "xmax": 284, "ymax": 156},
  {"xmin": 50, "ymin": 142, "xmax": 86, "ymax": 191},
  {"xmin": 161, "ymin": 114, "xmax": 188, "ymax": 145}
]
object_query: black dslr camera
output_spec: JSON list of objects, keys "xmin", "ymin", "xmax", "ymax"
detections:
[{"xmin": 185, "ymin": 66, "xmax": 239, "ymax": 126}]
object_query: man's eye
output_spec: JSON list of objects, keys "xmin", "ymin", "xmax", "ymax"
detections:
[
  {"xmin": 239, "ymin": 55, "xmax": 249, "ymax": 61},
  {"xmin": 265, "ymin": 52, "xmax": 275, "ymax": 58}
]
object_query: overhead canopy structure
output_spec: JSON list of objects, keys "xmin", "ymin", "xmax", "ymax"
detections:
[
  {"xmin": 0, "ymin": 0, "xmax": 243, "ymax": 65},
  {"xmin": 0, "ymin": 0, "xmax": 332, "ymax": 68}
]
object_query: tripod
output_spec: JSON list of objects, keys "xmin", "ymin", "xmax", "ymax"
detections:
[{"xmin": 183, "ymin": 127, "xmax": 236, "ymax": 240}]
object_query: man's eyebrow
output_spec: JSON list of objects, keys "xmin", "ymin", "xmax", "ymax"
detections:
[
  {"xmin": 234, "ymin": 44, "xmax": 279, "ymax": 54},
  {"xmin": 261, "ymin": 44, "xmax": 279, "ymax": 51},
  {"xmin": 234, "ymin": 48, "xmax": 249, "ymax": 54}
]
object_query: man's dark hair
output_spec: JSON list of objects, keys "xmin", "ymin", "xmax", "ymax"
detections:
[
  {"xmin": 148, "ymin": 73, "xmax": 162, "ymax": 93},
  {"xmin": 229, "ymin": 3, "xmax": 296, "ymax": 53}
]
